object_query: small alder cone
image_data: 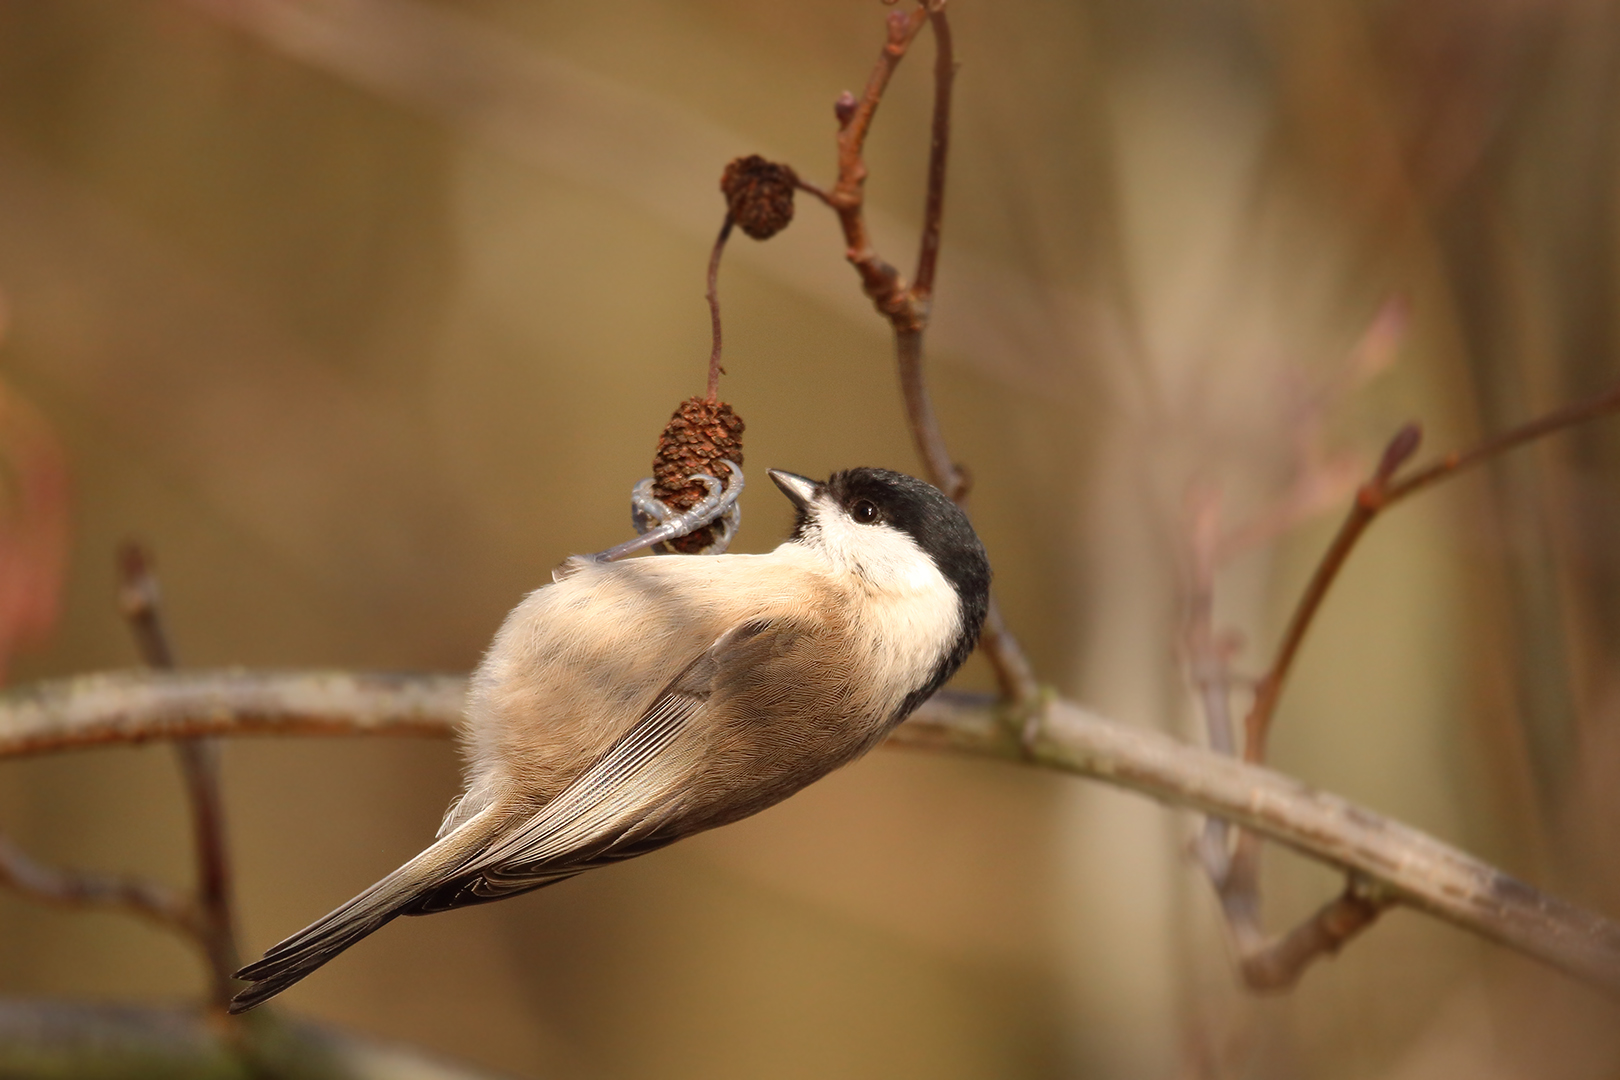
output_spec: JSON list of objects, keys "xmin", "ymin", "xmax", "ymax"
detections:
[
  {"xmin": 721, "ymin": 155, "xmax": 796, "ymax": 240},
  {"xmin": 651, "ymin": 397, "xmax": 745, "ymax": 553}
]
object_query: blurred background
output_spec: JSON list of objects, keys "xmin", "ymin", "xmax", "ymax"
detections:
[{"xmin": 0, "ymin": 0, "xmax": 1618, "ymax": 1076}]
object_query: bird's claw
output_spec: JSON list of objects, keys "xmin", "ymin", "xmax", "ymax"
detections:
[
  {"xmin": 576, "ymin": 461, "xmax": 744, "ymax": 571},
  {"xmin": 630, "ymin": 464, "xmax": 742, "ymax": 553}
]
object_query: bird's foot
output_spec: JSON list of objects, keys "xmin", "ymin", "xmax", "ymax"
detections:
[{"xmin": 567, "ymin": 461, "xmax": 743, "ymax": 574}]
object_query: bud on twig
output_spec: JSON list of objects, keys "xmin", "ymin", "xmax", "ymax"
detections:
[{"xmin": 834, "ymin": 91, "xmax": 858, "ymax": 128}]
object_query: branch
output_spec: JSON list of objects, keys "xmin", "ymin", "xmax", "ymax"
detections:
[
  {"xmin": 3, "ymin": 669, "xmax": 1619, "ymax": 994},
  {"xmin": 0, "ymin": 998, "xmax": 513, "ymax": 1079},
  {"xmin": 116, "ymin": 542, "xmax": 241, "ymax": 1011},
  {"xmin": 1387, "ymin": 380, "xmax": 1620, "ymax": 504},
  {"xmin": 704, "ymin": 215, "xmax": 734, "ymax": 402},
  {"xmin": 1223, "ymin": 875, "xmax": 1390, "ymax": 992},
  {"xmin": 0, "ymin": 832, "xmax": 197, "ymax": 933},
  {"xmin": 913, "ymin": 2, "xmax": 954, "ymax": 304},
  {"xmin": 0, "ymin": 669, "xmax": 463, "ymax": 757},
  {"xmin": 810, "ymin": 5, "xmax": 930, "ymax": 327},
  {"xmin": 796, "ymin": 2, "xmax": 1040, "ymax": 707},
  {"xmin": 1189, "ymin": 383, "xmax": 1620, "ymax": 989},
  {"xmin": 1243, "ymin": 423, "xmax": 1423, "ymax": 765}
]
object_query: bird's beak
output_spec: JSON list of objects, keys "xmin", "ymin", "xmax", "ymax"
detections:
[{"xmin": 768, "ymin": 469, "xmax": 819, "ymax": 511}]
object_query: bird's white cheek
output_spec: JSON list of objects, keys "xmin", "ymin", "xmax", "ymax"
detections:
[{"xmin": 902, "ymin": 560, "xmax": 940, "ymax": 592}]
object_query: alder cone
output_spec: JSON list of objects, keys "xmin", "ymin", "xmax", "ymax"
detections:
[
  {"xmin": 651, "ymin": 396, "xmax": 745, "ymax": 553},
  {"xmin": 720, "ymin": 155, "xmax": 796, "ymax": 240}
]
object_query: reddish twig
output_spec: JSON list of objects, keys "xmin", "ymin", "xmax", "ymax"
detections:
[
  {"xmin": 913, "ymin": 2, "xmax": 954, "ymax": 305},
  {"xmin": 795, "ymin": 1, "xmax": 1039, "ymax": 708},
  {"xmin": 812, "ymin": 5, "xmax": 930, "ymax": 328},
  {"xmin": 1191, "ymin": 381, "xmax": 1620, "ymax": 991},
  {"xmin": 1386, "ymin": 381, "xmax": 1620, "ymax": 504},
  {"xmin": 116, "ymin": 542, "xmax": 241, "ymax": 1012},
  {"xmin": 1242, "ymin": 424, "xmax": 1424, "ymax": 764},
  {"xmin": 1223, "ymin": 875, "xmax": 1390, "ymax": 992},
  {"xmin": 705, "ymin": 215, "xmax": 734, "ymax": 403},
  {"xmin": 1244, "ymin": 381, "xmax": 1620, "ymax": 766}
]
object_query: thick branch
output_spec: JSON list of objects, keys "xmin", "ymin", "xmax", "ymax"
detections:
[
  {"xmin": 3, "ymin": 668, "xmax": 1618, "ymax": 993},
  {"xmin": 0, "ymin": 669, "xmax": 463, "ymax": 756}
]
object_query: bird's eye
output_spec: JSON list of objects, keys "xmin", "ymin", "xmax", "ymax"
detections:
[{"xmin": 851, "ymin": 499, "xmax": 879, "ymax": 524}]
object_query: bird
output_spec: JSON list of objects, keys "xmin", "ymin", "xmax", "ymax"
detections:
[{"xmin": 229, "ymin": 466, "xmax": 990, "ymax": 1012}]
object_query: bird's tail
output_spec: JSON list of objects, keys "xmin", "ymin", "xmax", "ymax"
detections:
[{"xmin": 228, "ymin": 803, "xmax": 511, "ymax": 1013}]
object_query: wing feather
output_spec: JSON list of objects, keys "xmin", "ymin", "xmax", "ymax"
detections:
[
  {"xmin": 232, "ymin": 617, "xmax": 796, "ymax": 1012},
  {"xmin": 405, "ymin": 618, "xmax": 780, "ymax": 911}
]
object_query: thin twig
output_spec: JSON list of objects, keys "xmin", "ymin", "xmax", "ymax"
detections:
[
  {"xmin": 894, "ymin": 323, "xmax": 965, "ymax": 500},
  {"xmin": 820, "ymin": 5, "xmax": 929, "ymax": 325},
  {"xmin": 1224, "ymin": 876, "xmax": 1390, "ymax": 992},
  {"xmin": 116, "ymin": 542, "xmax": 240, "ymax": 1011},
  {"xmin": 1244, "ymin": 382, "xmax": 1620, "ymax": 766},
  {"xmin": 913, "ymin": 1, "xmax": 954, "ymax": 304},
  {"xmin": 0, "ymin": 832, "xmax": 198, "ymax": 934},
  {"xmin": 1192, "ymin": 383, "xmax": 1620, "ymax": 990},
  {"xmin": 799, "ymin": 1, "xmax": 1038, "ymax": 705},
  {"xmin": 1387, "ymin": 381, "xmax": 1620, "ymax": 504},
  {"xmin": 1242, "ymin": 424, "xmax": 1424, "ymax": 764},
  {"xmin": 705, "ymin": 215, "xmax": 734, "ymax": 403},
  {"xmin": 2, "ymin": 668, "xmax": 1619, "ymax": 993}
]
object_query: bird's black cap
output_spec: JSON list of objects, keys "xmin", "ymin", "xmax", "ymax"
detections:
[{"xmin": 776, "ymin": 466, "xmax": 991, "ymax": 717}]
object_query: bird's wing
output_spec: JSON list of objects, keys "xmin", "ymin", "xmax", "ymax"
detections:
[
  {"xmin": 231, "ymin": 615, "xmax": 787, "ymax": 1016},
  {"xmin": 230, "ymin": 617, "xmax": 789, "ymax": 1013},
  {"xmin": 400, "ymin": 616, "xmax": 785, "ymax": 913}
]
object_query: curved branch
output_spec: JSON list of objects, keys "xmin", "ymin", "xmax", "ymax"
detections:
[{"xmin": 2, "ymin": 668, "xmax": 1618, "ymax": 993}]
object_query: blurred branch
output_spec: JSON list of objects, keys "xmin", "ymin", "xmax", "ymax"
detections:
[
  {"xmin": 1224, "ymin": 876, "xmax": 1390, "ymax": 992},
  {"xmin": 1189, "ymin": 382, "xmax": 1620, "ymax": 990},
  {"xmin": 1185, "ymin": 482, "xmax": 1394, "ymax": 988},
  {"xmin": 1243, "ymin": 424, "xmax": 1425, "ymax": 764},
  {"xmin": 0, "ymin": 832, "xmax": 198, "ymax": 933},
  {"xmin": 0, "ymin": 669, "xmax": 462, "ymax": 756},
  {"xmin": 3, "ymin": 669, "xmax": 1620, "ymax": 994},
  {"xmin": 116, "ymin": 542, "xmax": 241, "ymax": 1012},
  {"xmin": 1385, "ymin": 381, "xmax": 1620, "ymax": 503},
  {"xmin": 0, "ymin": 998, "xmax": 512, "ymax": 1079}
]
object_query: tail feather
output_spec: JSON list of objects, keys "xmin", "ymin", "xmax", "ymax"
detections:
[{"xmin": 228, "ymin": 804, "xmax": 511, "ymax": 1013}]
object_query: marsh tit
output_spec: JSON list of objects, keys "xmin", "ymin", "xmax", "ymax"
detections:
[{"xmin": 230, "ymin": 466, "xmax": 990, "ymax": 1012}]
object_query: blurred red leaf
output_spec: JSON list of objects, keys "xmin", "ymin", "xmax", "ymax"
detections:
[{"xmin": 0, "ymin": 299, "xmax": 70, "ymax": 682}]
